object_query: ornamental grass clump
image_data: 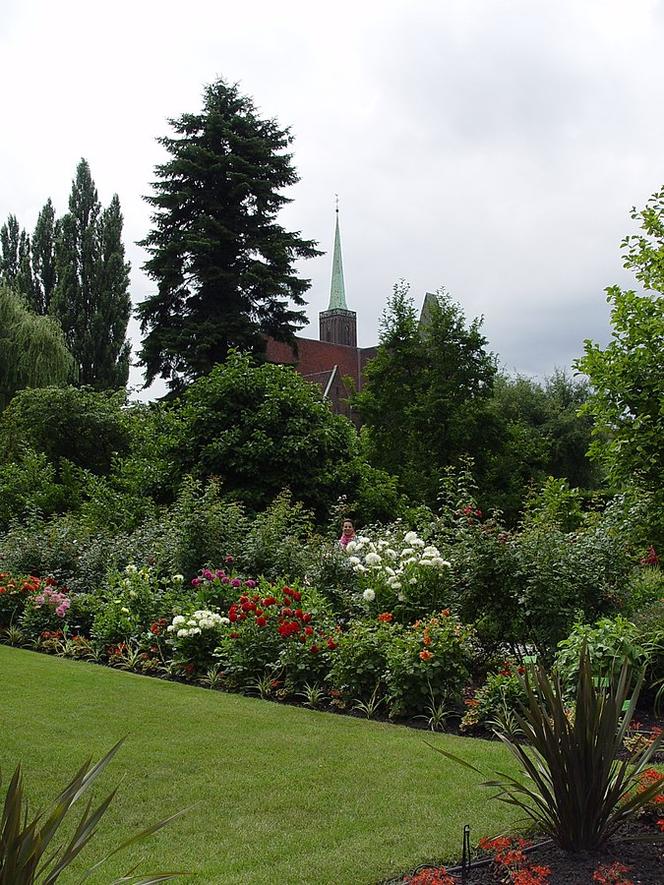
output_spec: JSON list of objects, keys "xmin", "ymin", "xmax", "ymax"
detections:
[{"xmin": 463, "ymin": 650, "xmax": 663, "ymax": 851}]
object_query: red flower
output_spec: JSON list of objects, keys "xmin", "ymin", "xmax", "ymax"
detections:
[
  {"xmin": 377, "ymin": 612, "xmax": 393, "ymax": 623},
  {"xmin": 657, "ymin": 819, "xmax": 664, "ymax": 832},
  {"xmin": 263, "ymin": 596, "xmax": 277, "ymax": 607},
  {"xmin": 441, "ymin": 608, "xmax": 451, "ymax": 617},
  {"xmin": 150, "ymin": 623, "xmax": 162, "ymax": 635},
  {"xmin": 230, "ymin": 632, "xmax": 240, "ymax": 639},
  {"xmin": 304, "ymin": 626, "xmax": 314, "ymax": 636},
  {"xmin": 282, "ymin": 586, "xmax": 293, "ymax": 597},
  {"xmin": 301, "ymin": 612, "xmax": 312, "ymax": 623},
  {"xmin": 291, "ymin": 590, "xmax": 301, "ymax": 602},
  {"xmin": 327, "ymin": 638, "xmax": 337, "ymax": 650},
  {"xmin": 255, "ymin": 616, "xmax": 267, "ymax": 627},
  {"xmin": 419, "ymin": 650, "xmax": 433, "ymax": 661},
  {"xmin": 310, "ymin": 644, "xmax": 319, "ymax": 655}
]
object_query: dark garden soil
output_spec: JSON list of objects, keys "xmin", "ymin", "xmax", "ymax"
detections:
[{"xmin": 385, "ymin": 817, "xmax": 663, "ymax": 885}]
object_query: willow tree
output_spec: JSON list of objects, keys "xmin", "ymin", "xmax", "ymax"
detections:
[{"xmin": 0, "ymin": 287, "xmax": 75, "ymax": 409}]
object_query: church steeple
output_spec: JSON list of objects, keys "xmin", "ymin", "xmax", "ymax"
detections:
[
  {"xmin": 328, "ymin": 200, "xmax": 347, "ymax": 310},
  {"xmin": 319, "ymin": 199, "xmax": 357, "ymax": 347}
]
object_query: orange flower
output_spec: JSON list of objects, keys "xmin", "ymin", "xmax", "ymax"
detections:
[
  {"xmin": 377, "ymin": 612, "xmax": 393, "ymax": 623},
  {"xmin": 419, "ymin": 649, "xmax": 433, "ymax": 661},
  {"xmin": 422, "ymin": 629, "xmax": 432, "ymax": 646},
  {"xmin": 441, "ymin": 608, "xmax": 450, "ymax": 617}
]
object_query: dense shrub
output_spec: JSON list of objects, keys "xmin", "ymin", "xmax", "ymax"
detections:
[
  {"xmin": 0, "ymin": 572, "xmax": 41, "ymax": 628},
  {"xmin": 460, "ymin": 661, "xmax": 528, "ymax": 731},
  {"xmin": 327, "ymin": 620, "xmax": 394, "ymax": 703},
  {"xmin": 0, "ymin": 387, "xmax": 130, "ymax": 475},
  {"xmin": 384, "ymin": 611, "xmax": 475, "ymax": 717},
  {"xmin": 555, "ymin": 616, "xmax": 649, "ymax": 691}
]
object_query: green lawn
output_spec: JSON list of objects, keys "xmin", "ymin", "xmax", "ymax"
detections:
[{"xmin": 0, "ymin": 646, "xmax": 523, "ymax": 884}]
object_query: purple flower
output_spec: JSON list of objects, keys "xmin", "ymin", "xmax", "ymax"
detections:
[
  {"xmin": 221, "ymin": 576, "xmax": 231, "ymax": 584},
  {"xmin": 191, "ymin": 578, "xmax": 201, "ymax": 587},
  {"xmin": 202, "ymin": 569, "xmax": 214, "ymax": 580},
  {"xmin": 216, "ymin": 569, "xmax": 226, "ymax": 579},
  {"xmin": 244, "ymin": 580, "xmax": 257, "ymax": 589},
  {"xmin": 225, "ymin": 555, "xmax": 234, "ymax": 565},
  {"xmin": 231, "ymin": 578, "xmax": 242, "ymax": 588}
]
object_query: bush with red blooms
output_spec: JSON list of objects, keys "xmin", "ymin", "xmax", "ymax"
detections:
[
  {"xmin": 460, "ymin": 660, "xmax": 528, "ymax": 731},
  {"xmin": 633, "ymin": 767, "xmax": 664, "ymax": 836},
  {"xmin": 214, "ymin": 581, "xmax": 337, "ymax": 688},
  {"xmin": 640, "ymin": 546, "xmax": 660, "ymax": 567},
  {"xmin": 478, "ymin": 835, "xmax": 551, "ymax": 885},
  {"xmin": 0, "ymin": 572, "xmax": 43, "ymax": 628},
  {"xmin": 403, "ymin": 867, "xmax": 457, "ymax": 884},
  {"xmin": 592, "ymin": 861, "xmax": 635, "ymax": 885}
]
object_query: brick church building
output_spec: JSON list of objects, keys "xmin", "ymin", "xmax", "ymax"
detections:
[{"xmin": 264, "ymin": 207, "xmax": 377, "ymax": 420}]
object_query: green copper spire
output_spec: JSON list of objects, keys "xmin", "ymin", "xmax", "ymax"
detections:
[{"xmin": 328, "ymin": 202, "xmax": 348, "ymax": 310}]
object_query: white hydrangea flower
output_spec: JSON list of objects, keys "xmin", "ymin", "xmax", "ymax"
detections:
[
  {"xmin": 420, "ymin": 559, "xmax": 435, "ymax": 567},
  {"xmin": 167, "ymin": 624, "xmax": 176, "ymax": 632},
  {"xmin": 348, "ymin": 556, "xmax": 361, "ymax": 566},
  {"xmin": 357, "ymin": 536, "xmax": 370, "ymax": 544},
  {"xmin": 391, "ymin": 581, "xmax": 402, "ymax": 590},
  {"xmin": 172, "ymin": 615, "xmax": 186, "ymax": 626},
  {"xmin": 401, "ymin": 548, "xmax": 414, "ymax": 557},
  {"xmin": 346, "ymin": 540, "xmax": 358, "ymax": 553},
  {"xmin": 354, "ymin": 564, "xmax": 367, "ymax": 573},
  {"xmin": 434, "ymin": 558, "xmax": 452, "ymax": 568},
  {"xmin": 187, "ymin": 619, "xmax": 197, "ymax": 626},
  {"xmin": 125, "ymin": 564, "xmax": 138, "ymax": 574},
  {"xmin": 397, "ymin": 592, "xmax": 406, "ymax": 602},
  {"xmin": 384, "ymin": 566, "xmax": 395, "ymax": 576},
  {"xmin": 172, "ymin": 574, "xmax": 184, "ymax": 582},
  {"xmin": 423, "ymin": 546, "xmax": 440, "ymax": 557},
  {"xmin": 365, "ymin": 552, "xmax": 382, "ymax": 565},
  {"xmin": 362, "ymin": 588, "xmax": 376, "ymax": 602},
  {"xmin": 403, "ymin": 557, "xmax": 417, "ymax": 565},
  {"xmin": 411, "ymin": 538, "xmax": 425, "ymax": 548},
  {"xmin": 385, "ymin": 548, "xmax": 398, "ymax": 560},
  {"xmin": 220, "ymin": 617, "xmax": 230, "ymax": 625},
  {"xmin": 404, "ymin": 531, "xmax": 419, "ymax": 544},
  {"xmin": 177, "ymin": 629, "xmax": 188, "ymax": 638},
  {"xmin": 191, "ymin": 627, "xmax": 201, "ymax": 636}
]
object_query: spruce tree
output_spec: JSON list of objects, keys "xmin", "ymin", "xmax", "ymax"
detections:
[
  {"xmin": 51, "ymin": 159, "xmax": 131, "ymax": 389},
  {"xmin": 137, "ymin": 78, "xmax": 320, "ymax": 392},
  {"xmin": 32, "ymin": 198, "xmax": 59, "ymax": 314}
]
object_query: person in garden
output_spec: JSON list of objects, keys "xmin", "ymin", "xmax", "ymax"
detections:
[{"xmin": 339, "ymin": 518, "xmax": 356, "ymax": 548}]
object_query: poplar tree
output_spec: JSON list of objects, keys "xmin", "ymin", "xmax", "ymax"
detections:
[
  {"xmin": 32, "ymin": 198, "xmax": 59, "ymax": 314},
  {"xmin": 137, "ymin": 78, "xmax": 320, "ymax": 392},
  {"xmin": 0, "ymin": 215, "xmax": 20, "ymax": 286},
  {"xmin": 51, "ymin": 159, "xmax": 131, "ymax": 389}
]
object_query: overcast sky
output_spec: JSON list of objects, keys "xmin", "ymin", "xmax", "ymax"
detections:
[{"xmin": 1, "ymin": 0, "xmax": 662, "ymax": 398}]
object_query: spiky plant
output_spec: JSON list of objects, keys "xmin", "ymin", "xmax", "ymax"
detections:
[
  {"xmin": 436, "ymin": 650, "xmax": 663, "ymax": 851},
  {"xmin": 0, "ymin": 740, "xmax": 184, "ymax": 883},
  {"xmin": 352, "ymin": 684, "xmax": 384, "ymax": 719},
  {"xmin": 298, "ymin": 682, "xmax": 327, "ymax": 709}
]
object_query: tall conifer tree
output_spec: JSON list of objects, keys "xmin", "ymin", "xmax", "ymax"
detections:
[
  {"xmin": 52, "ymin": 159, "xmax": 131, "ymax": 389},
  {"xmin": 137, "ymin": 78, "xmax": 320, "ymax": 392}
]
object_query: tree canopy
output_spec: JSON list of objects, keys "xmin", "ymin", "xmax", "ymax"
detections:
[
  {"xmin": 576, "ymin": 186, "xmax": 664, "ymax": 494},
  {"xmin": 51, "ymin": 160, "xmax": 131, "ymax": 389},
  {"xmin": 136, "ymin": 78, "xmax": 320, "ymax": 392},
  {"xmin": 355, "ymin": 282, "xmax": 497, "ymax": 505},
  {"xmin": 0, "ymin": 287, "xmax": 75, "ymax": 410}
]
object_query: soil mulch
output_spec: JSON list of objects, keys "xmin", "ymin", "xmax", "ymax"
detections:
[{"xmin": 387, "ymin": 818, "xmax": 663, "ymax": 885}]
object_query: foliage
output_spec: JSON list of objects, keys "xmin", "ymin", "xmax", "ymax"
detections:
[
  {"xmin": 384, "ymin": 611, "xmax": 475, "ymax": 718},
  {"xmin": 355, "ymin": 282, "xmax": 497, "ymax": 505},
  {"xmin": 576, "ymin": 186, "xmax": 664, "ymax": 545},
  {"xmin": 51, "ymin": 159, "xmax": 131, "ymax": 389},
  {"xmin": 172, "ymin": 351, "xmax": 361, "ymax": 516},
  {"xmin": 623, "ymin": 564, "xmax": 664, "ymax": 615},
  {"xmin": 91, "ymin": 566, "xmax": 185, "ymax": 648},
  {"xmin": 238, "ymin": 490, "xmax": 314, "ymax": 580},
  {"xmin": 0, "ymin": 287, "xmax": 74, "ymax": 410},
  {"xmin": 0, "ymin": 386, "xmax": 131, "ymax": 475},
  {"xmin": 0, "ymin": 449, "xmax": 77, "ymax": 530},
  {"xmin": 449, "ymin": 652, "xmax": 664, "ymax": 851},
  {"xmin": 461, "ymin": 661, "xmax": 528, "ymax": 732},
  {"xmin": 0, "ymin": 739, "xmax": 181, "ymax": 884},
  {"xmin": 327, "ymin": 620, "xmax": 394, "ymax": 703},
  {"xmin": 554, "ymin": 617, "xmax": 649, "ymax": 691},
  {"xmin": 30, "ymin": 198, "xmax": 58, "ymax": 315},
  {"xmin": 481, "ymin": 371, "xmax": 600, "ymax": 523},
  {"xmin": 137, "ymin": 77, "xmax": 319, "ymax": 391}
]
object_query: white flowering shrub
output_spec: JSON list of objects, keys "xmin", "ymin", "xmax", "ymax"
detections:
[
  {"xmin": 167, "ymin": 609, "xmax": 230, "ymax": 673},
  {"xmin": 344, "ymin": 528, "xmax": 453, "ymax": 619}
]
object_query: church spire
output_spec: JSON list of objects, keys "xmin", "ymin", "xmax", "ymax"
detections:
[{"xmin": 328, "ymin": 197, "xmax": 348, "ymax": 310}]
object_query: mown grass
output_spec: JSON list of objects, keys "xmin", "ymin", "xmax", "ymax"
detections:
[{"xmin": 0, "ymin": 646, "xmax": 524, "ymax": 884}]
